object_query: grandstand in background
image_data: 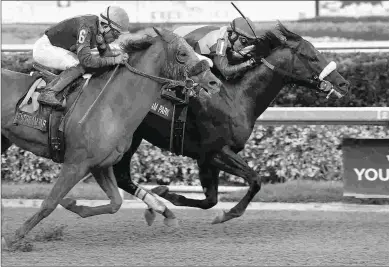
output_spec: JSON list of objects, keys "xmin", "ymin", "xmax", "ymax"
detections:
[{"xmin": 2, "ymin": 1, "xmax": 389, "ymax": 24}]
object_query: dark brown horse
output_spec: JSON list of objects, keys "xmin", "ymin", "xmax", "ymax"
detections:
[
  {"xmin": 1, "ymin": 28, "xmax": 222, "ymax": 248},
  {"xmin": 111, "ymin": 22, "xmax": 350, "ymax": 225}
]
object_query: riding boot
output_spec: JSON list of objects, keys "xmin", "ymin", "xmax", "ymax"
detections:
[{"xmin": 37, "ymin": 65, "xmax": 85, "ymax": 108}]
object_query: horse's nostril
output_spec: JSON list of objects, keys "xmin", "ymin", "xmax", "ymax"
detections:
[{"xmin": 209, "ymin": 81, "xmax": 218, "ymax": 86}]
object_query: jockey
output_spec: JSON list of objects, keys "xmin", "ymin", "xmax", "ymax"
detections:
[
  {"xmin": 174, "ymin": 17, "xmax": 258, "ymax": 80},
  {"xmin": 33, "ymin": 6, "xmax": 130, "ymax": 108}
]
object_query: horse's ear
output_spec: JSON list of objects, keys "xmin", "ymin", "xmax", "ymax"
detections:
[
  {"xmin": 276, "ymin": 20, "xmax": 300, "ymax": 41},
  {"xmin": 152, "ymin": 27, "xmax": 176, "ymax": 43}
]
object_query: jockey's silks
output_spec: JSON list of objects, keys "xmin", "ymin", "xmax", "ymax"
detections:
[
  {"xmin": 45, "ymin": 15, "xmax": 102, "ymax": 53},
  {"xmin": 44, "ymin": 15, "xmax": 112, "ymax": 69},
  {"xmin": 174, "ymin": 25, "xmax": 231, "ymax": 57}
]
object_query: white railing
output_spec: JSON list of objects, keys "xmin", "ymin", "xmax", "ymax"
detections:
[
  {"xmin": 2, "ymin": 41, "xmax": 389, "ymax": 53},
  {"xmin": 257, "ymin": 107, "xmax": 389, "ymax": 126}
]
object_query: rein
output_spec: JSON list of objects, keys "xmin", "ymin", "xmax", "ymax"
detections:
[{"xmin": 123, "ymin": 61, "xmax": 198, "ymax": 92}]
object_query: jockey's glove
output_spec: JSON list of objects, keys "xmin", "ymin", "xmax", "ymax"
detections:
[
  {"xmin": 113, "ymin": 53, "xmax": 129, "ymax": 65},
  {"xmin": 248, "ymin": 58, "xmax": 257, "ymax": 67},
  {"xmin": 239, "ymin": 45, "xmax": 256, "ymax": 56}
]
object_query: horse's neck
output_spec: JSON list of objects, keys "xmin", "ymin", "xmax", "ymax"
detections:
[
  {"xmin": 239, "ymin": 50, "xmax": 290, "ymax": 124},
  {"xmin": 129, "ymin": 47, "xmax": 161, "ymax": 76}
]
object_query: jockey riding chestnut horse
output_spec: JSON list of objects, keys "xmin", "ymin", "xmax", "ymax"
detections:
[{"xmin": 33, "ymin": 5, "xmax": 130, "ymax": 108}]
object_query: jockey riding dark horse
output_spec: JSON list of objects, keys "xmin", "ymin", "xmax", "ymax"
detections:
[
  {"xmin": 174, "ymin": 16, "xmax": 259, "ymax": 80},
  {"xmin": 33, "ymin": 5, "xmax": 130, "ymax": 108}
]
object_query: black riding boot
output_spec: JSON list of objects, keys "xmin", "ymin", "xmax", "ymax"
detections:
[{"xmin": 37, "ymin": 65, "xmax": 85, "ymax": 108}]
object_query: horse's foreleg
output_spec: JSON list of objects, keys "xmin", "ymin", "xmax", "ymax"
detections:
[
  {"xmin": 4, "ymin": 162, "xmax": 88, "ymax": 248},
  {"xmin": 114, "ymin": 143, "xmax": 177, "ymax": 227},
  {"xmin": 60, "ymin": 166, "xmax": 122, "ymax": 217},
  {"xmin": 209, "ymin": 145, "xmax": 261, "ymax": 224},
  {"xmin": 151, "ymin": 162, "xmax": 220, "ymax": 209}
]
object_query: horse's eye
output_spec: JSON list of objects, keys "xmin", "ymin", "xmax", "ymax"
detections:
[{"xmin": 176, "ymin": 51, "xmax": 188, "ymax": 63}]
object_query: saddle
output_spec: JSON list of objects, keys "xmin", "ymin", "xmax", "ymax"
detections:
[{"xmin": 12, "ymin": 62, "xmax": 91, "ymax": 163}]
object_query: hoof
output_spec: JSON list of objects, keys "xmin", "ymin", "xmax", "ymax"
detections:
[
  {"xmin": 144, "ymin": 208, "xmax": 156, "ymax": 226},
  {"xmin": 60, "ymin": 198, "xmax": 76, "ymax": 209},
  {"xmin": 151, "ymin": 185, "xmax": 169, "ymax": 197},
  {"xmin": 163, "ymin": 217, "xmax": 179, "ymax": 228},
  {"xmin": 211, "ymin": 210, "xmax": 227, "ymax": 224}
]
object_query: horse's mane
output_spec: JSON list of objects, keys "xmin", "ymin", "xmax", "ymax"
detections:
[
  {"xmin": 118, "ymin": 31, "xmax": 187, "ymax": 81},
  {"xmin": 119, "ymin": 34, "xmax": 156, "ymax": 54},
  {"xmin": 252, "ymin": 21, "xmax": 302, "ymax": 59}
]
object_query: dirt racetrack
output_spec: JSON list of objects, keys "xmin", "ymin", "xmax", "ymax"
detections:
[{"xmin": 2, "ymin": 207, "xmax": 389, "ymax": 266}]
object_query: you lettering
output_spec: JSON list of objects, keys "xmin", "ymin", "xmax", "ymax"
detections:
[{"xmin": 354, "ymin": 168, "xmax": 389, "ymax": 182}]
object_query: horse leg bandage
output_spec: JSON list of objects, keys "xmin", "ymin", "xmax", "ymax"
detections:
[{"xmin": 134, "ymin": 187, "xmax": 166, "ymax": 213}]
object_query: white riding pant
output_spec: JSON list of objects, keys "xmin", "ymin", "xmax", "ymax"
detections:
[{"xmin": 33, "ymin": 34, "xmax": 79, "ymax": 71}]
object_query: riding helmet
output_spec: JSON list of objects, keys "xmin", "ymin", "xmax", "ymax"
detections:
[
  {"xmin": 100, "ymin": 6, "xmax": 130, "ymax": 33},
  {"xmin": 230, "ymin": 17, "xmax": 256, "ymax": 40}
]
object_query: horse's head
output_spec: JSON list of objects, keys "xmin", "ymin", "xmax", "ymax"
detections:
[
  {"xmin": 251, "ymin": 22, "xmax": 350, "ymax": 99},
  {"xmin": 153, "ymin": 27, "xmax": 222, "ymax": 96},
  {"xmin": 120, "ymin": 28, "xmax": 222, "ymax": 96}
]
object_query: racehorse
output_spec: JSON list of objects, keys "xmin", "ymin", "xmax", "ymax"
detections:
[
  {"xmin": 1, "ymin": 27, "xmax": 222, "ymax": 248},
  {"xmin": 111, "ymin": 22, "xmax": 350, "ymax": 225}
]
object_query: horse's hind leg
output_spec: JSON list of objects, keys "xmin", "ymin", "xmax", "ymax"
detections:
[
  {"xmin": 1, "ymin": 135, "xmax": 13, "ymax": 154},
  {"xmin": 209, "ymin": 145, "xmax": 261, "ymax": 224},
  {"xmin": 60, "ymin": 166, "xmax": 123, "ymax": 217},
  {"xmin": 3, "ymin": 162, "xmax": 89, "ymax": 248},
  {"xmin": 152, "ymin": 161, "xmax": 220, "ymax": 209}
]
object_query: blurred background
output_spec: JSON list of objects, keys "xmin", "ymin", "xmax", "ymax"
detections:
[
  {"xmin": 1, "ymin": 1, "xmax": 388, "ymax": 200},
  {"xmin": 2, "ymin": 1, "xmax": 389, "ymax": 44}
]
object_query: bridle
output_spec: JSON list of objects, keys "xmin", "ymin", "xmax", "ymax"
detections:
[
  {"xmin": 228, "ymin": 2, "xmax": 342, "ymax": 99},
  {"xmin": 258, "ymin": 40, "xmax": 342, "ymax": 99}
]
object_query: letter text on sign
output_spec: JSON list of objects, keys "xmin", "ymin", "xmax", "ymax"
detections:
[
  {"xmin": 354, "ymin": 168, "xmax": 365, "ymax": 181},
  {"xmin": 342, "ymin": 138, "xmax": 389, "ymax": 198}
]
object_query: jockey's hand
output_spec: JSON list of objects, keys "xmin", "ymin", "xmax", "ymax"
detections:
[
  {"xmin": 239, "ymin": 45, "xmax": 256, "ymax": 57},
  {"xmin": 114, "ymin": 53, "xmax": 129, "ymax": 64},
  {"xmin": 248, "ymin": 58, "xmax": 257, "ymax": 67}
]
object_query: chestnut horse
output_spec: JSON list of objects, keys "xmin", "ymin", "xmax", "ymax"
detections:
[{"xmin": 1, "ymin": 28, "xmax": 222, "ymax": 248}]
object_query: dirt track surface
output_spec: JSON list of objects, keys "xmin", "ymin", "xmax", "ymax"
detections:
[{"xmin": 2, "ymin": 207, "xmax": 389, "ymax": 266}]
